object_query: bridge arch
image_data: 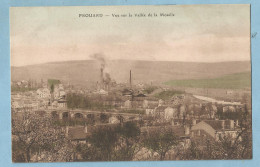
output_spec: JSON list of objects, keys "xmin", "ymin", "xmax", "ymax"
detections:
[
  {"xmin": 51, "ymin": 111, "xmax": 59, "ymax": 119},
  {"xmin": 74, "ymin": 112, "xmax": 84, "ymax": 119},
  {"xmin": 100, "ymin": 113, "xmax": 109, "ymax": 123},
  {"xmin": 62, "ymin": 112, "xmax": 69, "ymax": 119}
]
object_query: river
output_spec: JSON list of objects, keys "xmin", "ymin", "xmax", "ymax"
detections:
[{"xmin": 193, "ymin": 95, "xmax": 242, "ymax": 105}]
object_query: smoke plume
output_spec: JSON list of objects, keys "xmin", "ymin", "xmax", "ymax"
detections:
[
  {"xmin": 90, "ymin": 53, "xmax": 112, "ymax": 84},
  {"xmin": 90, "ymin": 53, "xmax": 106, "ymax": 69}
]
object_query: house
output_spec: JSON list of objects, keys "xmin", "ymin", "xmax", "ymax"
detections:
[
  {"xmin": 171, "ymin": 119, "xmax": 184, "ymax": 126},
  {"xmin": 59, "ymin": 90, "xmax": 66, "ymax": 97},
  {"xmin": 145, "ymin": 108, "xmax": 155, "ymax": 116},
  {"xmin": 158, "ymin": 99, "xmax": 164, "ymax": 106},
  {"xmin": 66, "ymin": 126, "xmax": 89, "ymax": 144},
  {"xmin": 134, "ymin": 93, "xmax": 146, "ymax": 98},
  {"xmin": 122, "ymin": 88, "xmax": 133, "ymax": 96},
  {"xmin": 124, "ymin": 100, "xmax": 132, "ymax": 109},
  {"xmin": 53, "ymin": 84, "xmax": 66, "ymax": 99},
  {"xmin": 143, "ymin": 100, "xmax": 149, "ymax": 108},
  {"xmin": 223, "ymin": 105, "xmax": 236, "ymax": 112},
  {"xmin": 143, "ymin": 99, "xmax": 158, "ymax": 109},
  {"xmin": 66, "ymin": 124, "xmax": 120, "ymax": 144},
  {"xmin": 109, "ymin": 116, "xmax": 120, "ymax": 124},
  {"xmin": 54, "ymin": 88, "xmax": 60, "ymax": 99},
  {"xmin": 16, "ymin": 81, "xmax": 22, "ymax": 86},
  {"xmin": 37, "ymin": 88, "xmax": 51, "ymax": 99},
  {"xmin": 154, "ymin": 106, "xmax": 167, "ymax": 118},
  {"xmin": 57, "ymin": 99, "xmax": 67, "ymax": 108},
  {"xmin": 52, "ymin": 100, "xmax": 58, "ymax": 108},
  {"xmin": 191, "ymin": 120, "xmax": 239, "ymax": 141},
  {"xmin": 11, "ymin": 101, "xmax": 23, "ymax": 110},
  {"xmin": 58, "ymin": 84, "xmax": 64, "ymax": 89},
  {"xmin": 94, "ymin": 89, "xmax": 108, "ymax": 95},
  {"xmin": 164, "ymin": 107, "xmax": 178, "ymax": 120},
  {"xmin": 179, "ymin": 105, "xmax": 186, "ymax": 119}
]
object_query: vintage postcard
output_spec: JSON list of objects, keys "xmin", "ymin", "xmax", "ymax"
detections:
[{"xmin": 10, "ymin": 5, "xmax": 251, "ymax": 162}]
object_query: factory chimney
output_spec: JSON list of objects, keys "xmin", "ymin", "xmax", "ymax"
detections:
[
  {"xmin": 130, "ymin": 70, "xmax": 132, "ymax": 88},
  {"xmin": 100, "ymin": 68, "xmax": 104, "ymax": 86}
]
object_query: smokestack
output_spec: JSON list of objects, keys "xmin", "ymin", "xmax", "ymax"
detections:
[
  {"xmin": 100, "ymin": 68, "xmax": 104, "ymax": 85},
  {"xmin": 130, "ymin": 70, "xmax": 132, "ymax": 88}
]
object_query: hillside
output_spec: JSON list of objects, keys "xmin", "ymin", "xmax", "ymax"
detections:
[
  {"xmin": 165, "ymin": 72, "xmax": 251, "ymax": 89},
  {"xmin": 11, "ymin": 60, "xmax": 251, "ymax": 87}
]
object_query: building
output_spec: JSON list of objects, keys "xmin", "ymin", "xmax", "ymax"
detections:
[
  {"xmin": 66, "ymin": 126, "xmax": 89, "ymax": 144},
  {"xmin": 108, "ymin": 116, "xmax": 120, "ymax": 124},
  {"xmin": 143, "ymin": 99, "xmax": 158, "ymax": 109},
  {"xmin": 37, "ymin": 88, "xmax": 51, "ymax": 98},
  {"xmin": 124, "ymin": 100, "xmax": 132, "ymax": 109},
  {"xmin": 164, "ymin": 107, "xmax": 178, "ymax": 120},
  {"xmin": 66, "ymin": 124, "xmax": 120, "ymax": 144},
  {"xmin": 154, "ymin": 106, "xmax": 167, "ymax": 119},
  {"xmin": 57, "ymin": 99, "xmax": 67, "ymax": 108},
  {"xmin": 191, "ymin": 120, "xmax": 240, "ymax": 141},
  {"xmin": 145, "ymin": 108, "xmax": 156, "ymax": 116}
]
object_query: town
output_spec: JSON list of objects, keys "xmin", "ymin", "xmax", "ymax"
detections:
[{"xmin": 11, "ymin": 66, "xmax": 252, "ymax": 162}]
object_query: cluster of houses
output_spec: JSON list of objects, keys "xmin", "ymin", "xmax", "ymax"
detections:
[
  {"xmin": 11, "ymin": 78, "xmax": 245, "ymax": 161},
  {"xmin": 11, "ymin": 83, "xmax": 67, "ymax": 111},
  {"xmin": 11, "ymin": 92, "xmax": 40, "ymax": 111},
  {"xmin": 11, "ymin": 80, "xmax": 30, "ymax": 87},
  {"xmin": 62, "ymin": 88, "xmax": 243, "ymax": 144},
  {"xmin": 59, "ymin": 86, "xmax": 244, "ymax": 142},
  {"xmin": 62, "ymin": 115, "xmax": 241, "ymax": 161},
  {"xmin": 11, "ymin": 79, "xmax": 44, "ymax": 89}
]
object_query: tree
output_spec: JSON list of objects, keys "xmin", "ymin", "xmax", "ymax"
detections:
[
  {"xmin": 179, "ymin": 104, "xmax": 252, "ymax": 160},
  {"xmin": 142, "ymin": 126, "xmax": 179, "ymax": 160},
  {"xmin": 50, "ymin": 83, "xmax": 54, "ymax": 93},
  {"xmin": 87, "ymin": 126, "xmax": 118, "ymax": 161},
  {"xmin": 79, "ymin": 122, "xmax": 142, "ymax": 161},
  {"xmin": 175, "ymin": 140, "xmax": 203, "ymax": 160},
  {"xmin": 12, "ymin": 111, "xmax": 74, "ymax": 162},
  {"xmin": 100, "ymin": 113, "xmax": 109, "ymax": 123},
  {"xmin": 114, "ymin": 122, "xmax": 141, "ymax": 160}
]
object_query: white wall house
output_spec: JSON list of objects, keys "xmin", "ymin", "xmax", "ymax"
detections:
[{"xmin": 37, "ymin": 88, "xmax": 51, "ymax": 98}]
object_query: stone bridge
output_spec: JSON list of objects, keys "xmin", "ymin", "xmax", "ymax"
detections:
[{"xmin": 41, "ymin": 109, "xmax": 141, "ymax": 123}]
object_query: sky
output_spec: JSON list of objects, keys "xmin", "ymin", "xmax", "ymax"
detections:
[{"xmin": 10, "ymin": 4, "xmax": 250, "ymax": 67}]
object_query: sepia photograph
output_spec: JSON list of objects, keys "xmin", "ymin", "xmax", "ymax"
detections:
[{"xmin": 10, "ymin": 4, "xmax": 251, "ymax": 162}]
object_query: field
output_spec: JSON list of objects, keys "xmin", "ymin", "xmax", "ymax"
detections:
[{"xmin": 164, "ymin": 72, "xmax": 251, "ymax": 89}]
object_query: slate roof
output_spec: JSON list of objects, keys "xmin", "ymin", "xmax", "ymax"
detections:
[
  {"xmin": 155, "ymin": 106, "xmax": 168, "ymax": 112},
  {"xmin": 135, "ymin": 93, "xmax": 147, "ymax": 97},
  {"xmin": 122, "ymin": 89, "xmax": 133, "ymax": 96},
  {"xmin": 204, "ymin": 120, "xmax": 223, "ymax": 131},
  {"xmin": 68, "ymin": 127, "xmax": 88, "ymax": 140},
  {"xmin": 203, "ymin": 120, "xmax": 234, "ymax": 131}
]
